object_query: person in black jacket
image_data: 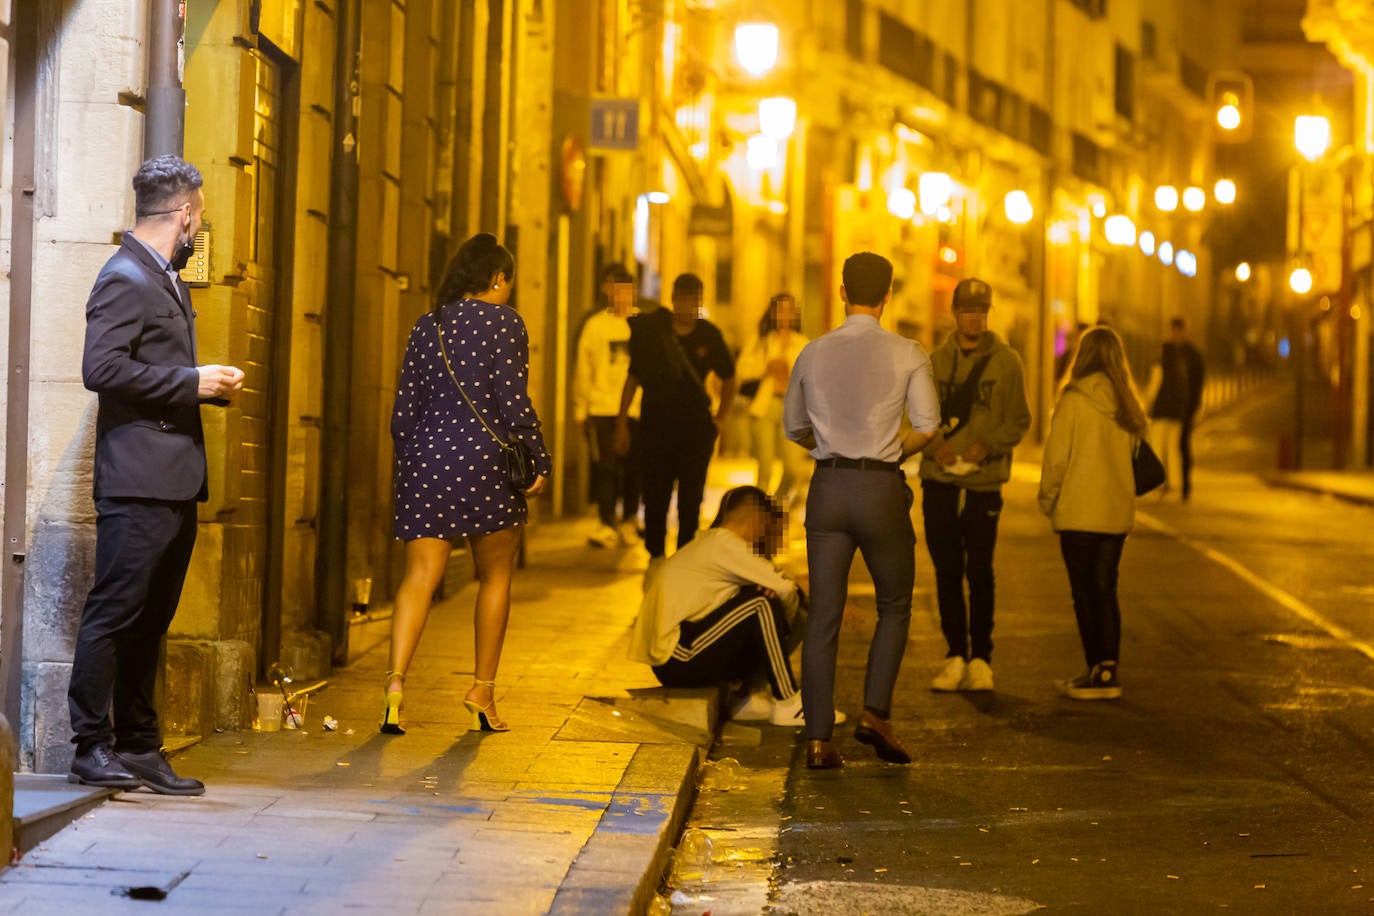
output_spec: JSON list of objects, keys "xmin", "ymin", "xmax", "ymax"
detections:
[
  {"xmin": 615, "ymin": 273, "xmax": 736, "ymax": 561},
  {"xmin": 67, "ymin": 156, "xmax": 243, "ymax": 795}
]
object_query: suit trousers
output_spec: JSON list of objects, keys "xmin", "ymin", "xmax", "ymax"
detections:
[
  {"xmin": 68, "ymin": 497, "xmax": 198, "ymax": 756},
  {"xmin": 802, "ymin": 465, "xmax": 916, "ymax": 739},
  {"xmin": 922, "ymin": 481, "xmax": 1004, "ymax": 662}
]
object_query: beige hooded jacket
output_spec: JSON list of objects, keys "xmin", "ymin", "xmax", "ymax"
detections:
[{"xmin": 1038, "ymin": 372, "xmax": 1139, "ymax": 534}]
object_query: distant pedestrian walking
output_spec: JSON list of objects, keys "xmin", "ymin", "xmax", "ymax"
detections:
[
  {"xmin": 385, "ymin": 233, "xmax": 551, "ymax": 735},
  {"xmin": 616, "ymin": 273, "xmax": 736, "ymax": 560},
  {"xmin": 1039, "ymin": 326, "xmax": 1149, "ymax": 700},
  {"xmin": 783, "ymin": 252, "xmax": 941, "ymax": 769},
  {"xmin": 1143, "ymin": 317, "xmax": 1204, "ymax": 501},
  {"xmin": 630, "ymin": 487, "xmax": 831, "ymax": 727},
  {"xmin": 736, "ymin": 292, "xmax": 811, "ymax": 504},
  {"xmin": 919, "ymin": 278, "xmax": 1031, "ymax": 694},
  {"xmin": 574, "ymin": 264, "xmax": 641, "ymax": 548}
]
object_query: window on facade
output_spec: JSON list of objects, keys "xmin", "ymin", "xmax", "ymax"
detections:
[
  {"xmin": 1114, "ymin": 44, "xmax": 1135, "ymax": 120},
  {"xmin": 845, "ymin": 0, "xmax": 864, "ymax": 60}
]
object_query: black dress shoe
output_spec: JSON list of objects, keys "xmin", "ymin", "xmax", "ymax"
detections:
[
  {"xmin": 853, "ymin": 711, "xmax": 912, "ymax": 764},
  {"xmin": 806, "ymin": 739, "xmax": 842, "ymax": 770},
  {"xmin": 115, "ymin": 749, "xmax": 206, "ymax": 796},
  {"xmin": 69, "ymin": 746, "xmax": 142, "ymax": 789}
]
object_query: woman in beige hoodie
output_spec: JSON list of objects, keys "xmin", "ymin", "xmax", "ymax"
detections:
[{"xmin": 1039, "ymin": 327, "xmax": 1150, "ymax": 700}]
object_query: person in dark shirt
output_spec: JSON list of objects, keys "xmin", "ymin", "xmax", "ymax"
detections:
[
  {"xmin": 1145, "ymin": 317, "xmax": 1205, "ymax": 500},
  {"xmin": 616, "ymin": 273, "xmax": 736, "ymax": 559}
]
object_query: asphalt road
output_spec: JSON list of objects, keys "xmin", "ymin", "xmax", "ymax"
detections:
[{"xmin": 668, "ymin": 381, "xmax": 1374, "ymax": 915}]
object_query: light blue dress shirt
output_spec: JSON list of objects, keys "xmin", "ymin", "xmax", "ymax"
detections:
[{"xmin": 782, "ymin": 313, "xmax": 940, "ymax": 463}]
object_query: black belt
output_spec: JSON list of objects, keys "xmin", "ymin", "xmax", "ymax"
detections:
[{"xmin": 816, "ymin": 456, "xmax": 901, "ymax": 472}]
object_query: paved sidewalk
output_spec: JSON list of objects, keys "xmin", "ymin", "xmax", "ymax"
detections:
[
  {"xmin": 1269, "ymin": 469, "xmax": 1374, "ymax": 506},
  {"xmin": 0, "ymin": 520, "xmax": 711, "ymax": 915}
]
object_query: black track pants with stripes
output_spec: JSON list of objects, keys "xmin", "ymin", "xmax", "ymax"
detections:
[{"xmin": 652, "ymin": 585, "xmax": 798, "ymax": 699}]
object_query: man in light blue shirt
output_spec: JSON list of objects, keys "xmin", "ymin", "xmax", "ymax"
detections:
[{"xmin": 783, "ymin": 252, "xmax": 940, "ymax": 770}]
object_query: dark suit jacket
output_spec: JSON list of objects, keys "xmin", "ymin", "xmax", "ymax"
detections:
[{"xmin": 82, "ymin": 235, "xmax": 210, "ymax": 502}]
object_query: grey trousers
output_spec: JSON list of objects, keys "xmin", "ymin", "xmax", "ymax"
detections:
[{"xmin": 801, "ymin": 465, "xmax": 916, "ymax": 740}]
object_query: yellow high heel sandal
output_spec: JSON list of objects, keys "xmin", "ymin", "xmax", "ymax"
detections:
[
  {"xmin": 463, "ymin": 678, "xmax": 509, "ymax": 732},
  {"xmin": 380, "ymin": 670, "xmax": 405, "ymax": 735}
]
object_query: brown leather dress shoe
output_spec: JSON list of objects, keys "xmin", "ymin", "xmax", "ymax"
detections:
[
  {"xmin": 853, "ymin": 711, "xmax": 912, "ymax": 764},
  {"xmin": 806, "ymin": 739, "xmax": 842, "ymax": 770}
]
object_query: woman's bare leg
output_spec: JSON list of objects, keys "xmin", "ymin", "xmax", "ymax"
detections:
[
  {"xmin": 386, "ymin": 537, "xmax": 454, "ymax": 691},
  {"xmin": 464, "ymin": 525, "xmax": 523, "ymax": 709}
]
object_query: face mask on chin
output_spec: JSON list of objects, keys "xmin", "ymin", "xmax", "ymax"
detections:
[
  {"xmin": 169, "ymin": 225, "xmax": 196, "ymax": 271},
  {"xmin": 956, "ymin": 311, "xmax": 988, "ymax": 340}
]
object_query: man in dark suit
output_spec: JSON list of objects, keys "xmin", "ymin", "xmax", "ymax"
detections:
[{"xmin": 67, "ymin": 155, "xmax": 244, "ymax": 795}]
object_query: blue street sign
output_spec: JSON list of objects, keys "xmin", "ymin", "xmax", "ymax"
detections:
[{"xmin": 589, "ymin": 99, "xmax": 639, "ymax": 151}]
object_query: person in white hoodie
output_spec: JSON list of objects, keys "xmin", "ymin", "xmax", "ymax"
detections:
[
  {"xmin": 735, "ymin": 293, "xmax": 811, "ymax": 503},
  {"xmin": 574, "ymin": 265, "xmax": 641, "ymax": 548},
  {"xmin": 1038, "ymin": 326, "xmax": 1150, "ymax": 700}
]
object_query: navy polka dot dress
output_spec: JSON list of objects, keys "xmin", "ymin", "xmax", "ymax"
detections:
[{"xmin": 391, "ymin": 299, "xmax": 552, "ymax": 540}]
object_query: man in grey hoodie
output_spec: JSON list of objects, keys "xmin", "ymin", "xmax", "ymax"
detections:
[{"xmin": 919, "ymin": 278, "xmax": 1031, "ymax": 693}]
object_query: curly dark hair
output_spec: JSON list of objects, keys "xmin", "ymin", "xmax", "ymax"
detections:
[
  {"xmin": 132, "ymin": 155, "xmax": 203, "ymax": 219},
  {"xmin": 435, "ymin": 233, "xmax": 515, "ymax": 306}
]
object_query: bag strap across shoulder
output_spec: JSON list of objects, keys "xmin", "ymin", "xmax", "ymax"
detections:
[{"xmin": 435, "ymin": 303, "xmax": 516, "ymax": 455}]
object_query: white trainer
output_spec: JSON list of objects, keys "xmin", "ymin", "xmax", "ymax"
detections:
[
  {"xmin": 730, "ymin": 689, "xmax": 774, "ymax": 722},
  {"xmin": 962, "ymin": 658, "xmax": 994, "ymax": 691},
  {"xmin": 931, "ymin": 656, "xmax": 967, "ymax": 692},
  {"xmin": 767, "ymin": 693, "xmax": 847, "ymax": 727},
  {"xmin": 587, "ymin": 524, "xmax": 622, "ymax": 549}
]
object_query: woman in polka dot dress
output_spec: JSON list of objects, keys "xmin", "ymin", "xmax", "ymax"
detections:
[{"xmin": 381, "ymin": 233, "xmax": 551, "ymax": 735}]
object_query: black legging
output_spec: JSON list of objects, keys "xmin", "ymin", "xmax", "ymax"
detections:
[{"xmin": 1058, "ymin": 531, "xmax": 1127, "ymax": 667}]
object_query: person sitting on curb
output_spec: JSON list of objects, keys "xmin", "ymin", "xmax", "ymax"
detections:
[{"xmin": 628, "ymin": 486, "xmax": 843, "ymax": 727}]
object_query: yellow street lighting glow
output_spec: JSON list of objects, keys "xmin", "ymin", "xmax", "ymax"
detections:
[
  {"xmin": 746, "ymin": 135, "xmax": 780, "ymax": 170},
  {"xmin": 1295, "ymin": 115, "xmax": 1331, "ymax": 161},
  {"xmin": 936, "ymin": 205, "xmax": 954, "ymax": 224},
  {"xmin": 887, "ymin": 187, "xmax": 917, "ymax": 221},
  {"xmin": 1290, "ymin": 266, "xmax": 1313, "ymax": 295},
  {"xmin": 735, "ymin": 23, "xmax": 780, "ymax": 78},
  {"xmin": 1217, "ymin": 102, "xmax": 1242, "ymax": 131},
  {"xmin": 1139, "ymin": 230, "xmax": 1156, "ymax": 256},
  {"xmin": 1104, "ymin": 214, "xmax": 1136, "ymax": 247},
  {"xmin": 758, "ymin": 97, "xmax": 797, "ymax": 139},
  {"xmin": 1235, "ymin": 261, "xmax": 1251, "ymax": 282},
  {"xmin": 919, "ymin": 172, "xmax": 954, "ymax": 215},
  {"xmin": 1155, "ymin": 185, "xmax": 1179, "ymax": 212},
  {"xmin": 644, "ymin": 190, "xmax": 671, "ymax": 204},
  {"xmin": 1003, "ymin": 190, "xmax": 1034, "ymax": 225},
  {"xmin": 1091, "ymin": 200, "xmax": 1107, "ymax": 219},
  {"xmin": 1183, "ymin": 186, "xmax": 1206, "ymax": 212},
  {"xmin": 1158, "ymin": 240, "xmax": 1175, "ymax": 266},
  {"xmin": 1214, "ymin": 179, "xmax": 1237, "ymax": 205}
]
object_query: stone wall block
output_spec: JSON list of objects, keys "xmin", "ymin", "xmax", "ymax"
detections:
[
  {"xmin": 299, "ymin": 3, "xmax": 337, "ymax": 106},
  {"xmin": 28, "ymin": 661, "xmax": 74, "ymax": 774},
  {"xmin": 56, "ymin": 1, "xmax": 145, "ymax": 102},
  {"xmin": 174, "ymin": 522, "xmax": 224, "ymax": 639},
  {"xmin": 29, "ymin": 241, "xmax": 123, "ymax": 383},
  {"xmin": 213, "ymin": 639, "xmax": 255, "ymax": 731},
  {"xmin": 163, "ymin": 640, "xmax": 215, "ymax": 739},
  {"xmin": 24, "ymin": 386, "xmax": 97, "ymax": 527},
  {"xmin": 278, "ymin": 628, "xmax": 331, "ymax": 681},
  {"xmin": 21, "ymin": 518, "xmax": 95, "ymax": 666},
  {"xmin": 46, "ymin": 103, "xmax": 143, "ymax": 242}
]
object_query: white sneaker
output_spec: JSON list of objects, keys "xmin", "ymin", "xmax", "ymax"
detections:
[
  {"xmin": 931, "ymin": 656, "xmax": 967, "ymax": 692},
  {"xmin": 961, "ymin": 658, "xmax": 994, "ymax": 692},
  {"xmin": 587, "ymin": 524, "xmax": 622, "ymax": 549},
  {"xmin": 730, "ymin": 689, "xmax": 773, "ymax": 722},
  {"xmin": 767, "ymin": 693, "xmax": 847, "ymax": 727}
]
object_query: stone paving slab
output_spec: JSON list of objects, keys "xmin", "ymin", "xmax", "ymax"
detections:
[{"xmin": 1, "ymin": 518, "xmax": 715, "ymax": 914}]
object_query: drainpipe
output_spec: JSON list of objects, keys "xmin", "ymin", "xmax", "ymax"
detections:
[
  {"xmin": 3, "ymin": 5, "xmax": 38, "ymax": 734},
  {"xmin": 318, "ymin": 0, "xmax": 361, "ymax": 666},
  {"xmin": 145, "ymin": 0, "xmax": 186, "ymax": 158}
]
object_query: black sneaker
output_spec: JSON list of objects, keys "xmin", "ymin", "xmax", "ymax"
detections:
[
  {"xmin": 115, "ymin": 749, "xmax": 206, "ymax": 796},
  {"xmin": 69, "ymin": 745, "xmax": 142, "ymax": 789},
  {"xmin": 1057, "ymin": 663, "xmax": 1122, "ymax": 700}
]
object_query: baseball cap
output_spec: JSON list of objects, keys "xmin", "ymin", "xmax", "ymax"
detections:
[{"xmin": 952, "ymin": 278, "xmax": 992, "ymax": 311}]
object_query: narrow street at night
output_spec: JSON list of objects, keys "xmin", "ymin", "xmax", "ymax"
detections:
[{"xmin": 671, "ymin": 384, "xmax": 1374, "ymax": 914}]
